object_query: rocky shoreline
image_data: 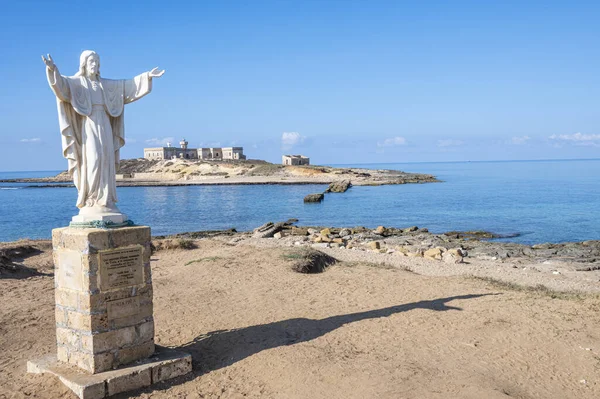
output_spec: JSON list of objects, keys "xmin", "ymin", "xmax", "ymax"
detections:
[
  {"xmin": 166, "ymin": 221, "xmax": 600, "ymax": 293},
  {"xmin": 3, "ymin": 221, "xmax": 598, "ymax": 292},
  {"xmin": 167, "ymin": 221, "xmax": 599, "ymax": 267}
]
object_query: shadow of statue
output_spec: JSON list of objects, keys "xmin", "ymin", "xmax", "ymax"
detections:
[{"xmin": 175, "ymin": 293, "xmax": 497, "ymax": 375}]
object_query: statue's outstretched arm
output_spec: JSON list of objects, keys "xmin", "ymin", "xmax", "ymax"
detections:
[
  {"xmin": 43, "ymin": 54, "xmax": 70, "ymax": 101},
  {"xmin": 123, "ymin": 67, "xmax": 165, "ymax": 104}
]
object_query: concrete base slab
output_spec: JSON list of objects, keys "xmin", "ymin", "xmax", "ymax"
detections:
[{"xmin": 28, "ymin": 346, "xmax": 192, "ymax": 399}]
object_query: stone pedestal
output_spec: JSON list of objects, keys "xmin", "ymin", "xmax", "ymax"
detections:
[
  {"xmin": 28, "ymin": 226, "xmax": 191, "ymax": 398},
  {"xmin": 52, "ymin": 226, "xmax": 154, "ymax": 372}
]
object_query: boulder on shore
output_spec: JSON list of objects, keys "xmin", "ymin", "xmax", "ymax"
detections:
[
  {"xmin": 304, "ymin": 193, "xmax": 324, "ymax": 203},
  {"xmin": 374, "ymin": 226, "xmax": 391, "ymax": 236},
  {"xmin": 253, "ymin": 222, "xmax": 282, "ymax": 238}
]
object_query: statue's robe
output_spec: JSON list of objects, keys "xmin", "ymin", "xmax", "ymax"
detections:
[{"xmin": 47, "ymin": 69, "xmax": 151, "ymax": 208}]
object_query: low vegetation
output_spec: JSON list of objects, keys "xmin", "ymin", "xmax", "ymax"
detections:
[
  {"xmin": 282, "ymin": 248, "xmax": 338, "ymax": 274},
  {"xmin": 152, "ymin": 238, "xmax": 197, "ymax": 252},
  {"xmin": 470, "ymin": 276, "xmax": 594, "ymax": 300},
  {"xmin": 185, "ymin": 257, "xmax": 222, "ymax": 266}
]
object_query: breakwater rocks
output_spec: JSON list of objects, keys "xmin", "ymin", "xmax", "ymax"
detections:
[
  {"xmin": 325, "ymin": 180, "xmax": 352, "ymax": 193},
  {"xmin": 304, "ymin": 193, "xmax": 325, "ymax": 203},
  {"xmin": 250, "ymin": 223, "xmax": 600, "ymax": 267},
  {"xmin": 304, "ymin": 179, "xmax": 353, "ymax": 203}
]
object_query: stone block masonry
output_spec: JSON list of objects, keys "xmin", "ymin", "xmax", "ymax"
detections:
[
  {"xmin": 28, "ymin": 346, "xmax": 192, "ymax": 399},
  {"xmin": 51, "ymin": 226, "xmax": 155, "ymax": 373},
  {"xmin": 29, "ymin": 225, "xmax": 191, "ymax": 398}
]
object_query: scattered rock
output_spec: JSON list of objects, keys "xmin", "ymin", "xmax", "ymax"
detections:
[
  {"xmin": 339, "ymin": 229, "xmax": 352, "ymax": 238},
  {"xmin": 253, "ymin": 222, "xmax": 283, "ymax": 238},
  {"xmin": 304, "ymin": 193, "xmax": 324, "ymax": 203},
  {"xmin": 368, "ymin": 241, "xmax": 381, "ymax": 250},
  {"xmin": 374, "ymin": 226, "xmax": 387, "ymax": 236},
  {"xmin": 251, "ymin": 222, "xmax": 600, "ymax": 266},
  {"xmin": 424, "ymin": 248, "xmax": 444, "ymax": 260},
  {"xmin": 446, "ymin": 248, "xmax": 467, "ymax": 263},
  {"xmin": 254, "ymin": 222, "xmax": 274, "ymax": 233},
  {"xmin": 290, "ymin": 227, "xmax": 309, "ymax": 236},
  {"xmin": 346, "ymin": 240, "xmax": 359, "ymax": 249}
]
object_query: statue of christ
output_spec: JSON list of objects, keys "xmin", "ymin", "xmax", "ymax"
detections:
[{"xmin": 42, "ymin": 51, "xmax": 164, "ymax": 224}]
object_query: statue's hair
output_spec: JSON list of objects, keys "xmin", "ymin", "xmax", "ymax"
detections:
[{"xmin": 75, "ymin": 50, "xmax": 100, "ymax": 77}]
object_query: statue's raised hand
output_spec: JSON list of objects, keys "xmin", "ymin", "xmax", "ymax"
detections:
[
  {"xmin": 42, "ymin": 54, "xmax": 55, "ymax": 71},
  {"xmin": 149, "ymin": 67, "xmax": 165, "ymax": 78}
]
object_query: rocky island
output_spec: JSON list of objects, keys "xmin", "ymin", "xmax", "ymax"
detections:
[{"xmin": 0, "ymin": 158, "xmax": 439, "ymax": 187}]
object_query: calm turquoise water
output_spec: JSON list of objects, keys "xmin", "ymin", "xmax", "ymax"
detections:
[{"xmin": 1, "ymin": 159, "xmax": 599, "ymax": 244}]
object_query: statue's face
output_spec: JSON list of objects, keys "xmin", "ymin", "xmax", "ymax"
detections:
[{"xmin": 86, "ymin": 55, "xmax": 100, "ymax": 76}]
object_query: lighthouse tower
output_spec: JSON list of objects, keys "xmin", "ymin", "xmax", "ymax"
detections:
[{"xmin": 180, "ymin": 138, "xmax": 188, "ymax": 149}]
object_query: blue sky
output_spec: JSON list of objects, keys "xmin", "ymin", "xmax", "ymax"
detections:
[{"xmin": 0, "ymin": 0, "xmax": 598, "ymax": 171}]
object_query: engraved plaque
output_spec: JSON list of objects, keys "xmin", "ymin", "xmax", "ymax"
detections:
[
  {"xmin": 99, "ymin": 246, "xmax": 143, "ymax": 290},
  {"xmin": 107, "ymin": 296, "xmax": 140, "ymax": 320}
]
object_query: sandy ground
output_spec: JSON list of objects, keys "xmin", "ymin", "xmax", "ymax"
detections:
[{"xmin": 1, "ymin": 239, "xmax": 599, "ymax": 399}]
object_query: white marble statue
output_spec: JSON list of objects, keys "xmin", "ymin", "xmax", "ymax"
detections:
[{"xmin": 42, "ymin": 51, "xmax": 164, "ymax": 224}]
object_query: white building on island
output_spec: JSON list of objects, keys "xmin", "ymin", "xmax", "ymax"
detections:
[
  {"xmin": 144, "ymin": 139, "xmax": 198, "ymax": 160},
  {"xmin": 199, "ymin": 147, "xmax": 246, "ymax": 160},
  {"xmin": 282, "ymin": 155, "xmax": 310, "ymax": 165},
  {"xmin": 144, "ymin": 139, "xmax": 246, "ymax": 161}
]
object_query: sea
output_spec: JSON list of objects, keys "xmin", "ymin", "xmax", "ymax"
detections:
[{"xmin": 1, "ymin": 159, "xmax": 599, "ymax": 245}]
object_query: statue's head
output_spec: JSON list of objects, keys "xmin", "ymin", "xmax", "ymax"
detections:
[{"xmin": 76, "ymin": 50, "xmax": 100, "ymax": 78}]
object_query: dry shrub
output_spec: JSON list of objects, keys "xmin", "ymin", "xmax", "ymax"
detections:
[
  {"xmin": 284, "ymin": 248, "xmax": 338, "ymax": 274},
  {"xmin": 152, "ymin": 239, "xmax": 197, "ymax": 252},
  {"xmin": 245, "ymin": 164, "xmax": 283, "ymax": 176}
]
